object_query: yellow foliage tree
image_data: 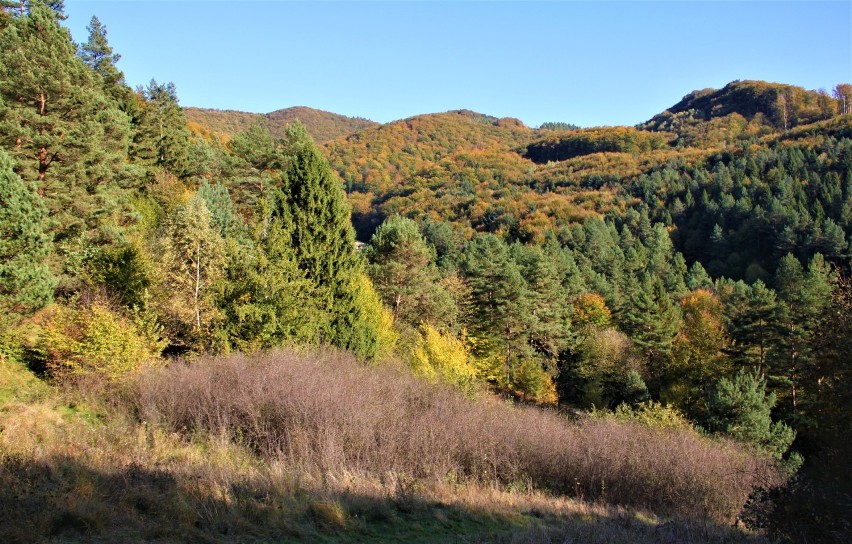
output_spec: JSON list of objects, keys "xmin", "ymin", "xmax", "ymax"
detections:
[
  {"xmin": 355, "ymin": 275, "xmax": 398, "ymax": 361},
  {"xmin": 410, "ymin": 324, "xmax": 477, "ymax": 394},
  {"xmin": 38, "ymin": 301, "xmax": 164, "ymax": 381}
]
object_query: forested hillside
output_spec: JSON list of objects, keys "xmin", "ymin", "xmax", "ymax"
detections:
[
  {"xmin": 1, "ymin": 2, "xmax": 850, "ymax": 542},
  {"xmin": 186, "ymin": 106, "xmax": 378, "ymax": 143}
]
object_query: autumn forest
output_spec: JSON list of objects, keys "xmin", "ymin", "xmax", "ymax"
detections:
[{"xmin": 1, "ymin": 2, "xmax": 850, "ymax": 542}]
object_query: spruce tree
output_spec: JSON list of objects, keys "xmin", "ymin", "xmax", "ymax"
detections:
[
  {"xmin": 218, "ymin": 196, "xmax": 320, "ymax": 351},
  {"xmin": 270, "ymin": 122, "xmax": 376, "ymax": 358},
  {"xmin": 0, "ymin": 149, "xmax": 55, "ymax": 319}
]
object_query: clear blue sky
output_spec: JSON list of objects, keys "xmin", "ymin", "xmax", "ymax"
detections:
[{"xmin": 64, "ymin": 1, "xmax": 852, "ymax": 127}]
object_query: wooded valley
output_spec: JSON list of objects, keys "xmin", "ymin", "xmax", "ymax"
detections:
[{"xmin": 0, "ymin": 2, "xmax": 850, "ymax": 542}]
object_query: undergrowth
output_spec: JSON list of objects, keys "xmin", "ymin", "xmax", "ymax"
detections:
[{"xmin": 0, "ymin": 348, "xmax": 777, "ymax": 542}]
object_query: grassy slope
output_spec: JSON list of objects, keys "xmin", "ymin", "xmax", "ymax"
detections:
[{"xmin": 0, "ymin": 352, "xmax": 770, "ymax": 543}]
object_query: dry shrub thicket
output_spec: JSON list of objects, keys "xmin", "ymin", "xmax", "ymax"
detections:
[{"xmin": 134, "ymin": 349, "xmax": 783, "ymax": 523}]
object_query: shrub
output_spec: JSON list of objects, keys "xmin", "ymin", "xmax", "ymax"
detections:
[
  {"xmin": 36, "ymin": 299, "xmax": 165, "ymax": 381},
  {"xmin": 409, "ymin": 324, "xmax": 476, "ymax": 393},
  {"xmin": 134, "ymin": 349, "xmax": 783, "ymax": 523},
  {"xmin": 704, "ymin": 369, "xmax": 796, "ymax": 463},
  {"xmin": 596, "ymin": 401, "xmax": 695, "ymax": 431}
]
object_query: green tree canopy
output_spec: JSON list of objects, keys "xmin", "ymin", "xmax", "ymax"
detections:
[
  {"xmin": 0, "ymin": 148, "xmax": 55, "ymax": 319},
  {"xmin": 270, "ymin": 122, "xmax": 377, "ymax": 358}
]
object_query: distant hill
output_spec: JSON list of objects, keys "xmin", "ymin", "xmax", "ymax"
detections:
[
  {"xmin": 641, "ymin": 80, "xmax": 840, "ymax": 147},
  {"xmin": 185, "ymin": 106, "xmax": 378, "ymax": 143},
  {"xmin": 323, "ymin": 110, "xmax": 621, "ymax": 240}
]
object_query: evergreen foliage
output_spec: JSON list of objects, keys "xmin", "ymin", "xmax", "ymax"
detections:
[
  {"xmin": 0, "ymin": 2, "xmax": 130, "ymax": 244},
  {"xmin": 271, "ymin": 122, "xmax": 377, "ymax": 358},
  {"xmin": 130, "ymin": 79, "xmax": 191, "ymax": 176},
  {"xmin": 620, "ymin": 276, "xmax": 681, "ymax": 367},
  {"xmin": 0, "ymin": 149, "xmax": 55, "ymax": 318},
  {"xmin": 704, "ymin": 369, "xmax": 796, "ymax": 463},
  {"xmin": 366, "ymin": 215, "xmax": 457, "ymax": 330}
]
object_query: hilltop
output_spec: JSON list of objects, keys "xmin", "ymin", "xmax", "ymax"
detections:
[{"xmin": 185, "ymin": 105, "xmax": 378, "ymax": 143}]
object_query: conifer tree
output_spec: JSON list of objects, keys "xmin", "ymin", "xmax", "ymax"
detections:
[
  {"xmin": 704, "ymin": 369, "xmax": 796, "ymax": 462},
  {"xmin": 685, "ymin": 261, "xmax": 713, "ymax": 290},
  {"xmin": 721, "ymin": 279, "xmax": 784, "ymax": 373},
  {"xmin": 270, "ymin": 122, "xmax": 376, "ymax": 358},
  {"xmin": 218, "ymin": 196, "xmax": 319, "ymax": 351},
  {"xmin": 513, "ymin": 243, "xmax": 573, "ymax": 360},
  {"xmin": 130, "ymin": 80, "xmax": 191, "ymax": 176},
  {"xmin": 774, "ymin": 253, "xmax": 833, "ymax": 409},
  {"xmin": 77, "ymin": 14, "xmax": 134, "ymax": 110},
  {"xmin": 620, "ymin": 275, "xmax": 681, "ymax": 368},
  {"xmin": 79, "ymin": 16, "xmax": 122, "ymax": 86},
  {"xmin": 462, "ymin": 234, "xmax": 531, "ymax": 384},
  {"xmin": 0, "ymin": 149, "xmax": 55, "ymax": 320},
  {"xmin": 0, "ymin": 3, "xmax": 130, "ymax": 241},
  {"xmin": 227, "ymin": 122, "xmax": 282, "ymax": 203},
  {"xmin": 366, "ymin": 215, "xmax": 456, "ymax": 330}
]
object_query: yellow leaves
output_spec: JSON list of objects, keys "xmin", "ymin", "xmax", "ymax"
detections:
[
  {"xmin": 355, "ymin": 275, "xmax": 398, "ymax": 361},
  {"xmin": 37, "ymin": 301, "xmax": 164, "ymax": 381},
  {"xmin": 573, "ymin": 293, "xmax": 611, "ymax": 329},
  {"xmin": 410, "ymin": 324, "xmax": 477, "ymax": 394}
]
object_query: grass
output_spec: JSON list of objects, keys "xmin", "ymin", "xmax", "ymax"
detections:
[{"xmin": 0, "ymin": 348, "xmax": 776, "ymax": 543}]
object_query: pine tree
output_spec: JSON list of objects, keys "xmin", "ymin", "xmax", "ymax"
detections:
[
  {"xmin": 0, "ymin": 149, "xmax": 55, "ymax": 320},
  {"xmin": 685, "ymin": 261, "xmax": 713, "ymax": 291},
  {"xmin": 130, "ymin": 80, "xmax": 191, "ymax": 176},
  {"xmin": 0, "ymin": 3, "xmax": 130, "ymax": 242},
  {"xmin": 77, "ymin": 14, "xmax": 133, "ymax": 111},
  {"xmin": 462, "ymin": 234, "xmax": 531, "ymax": 385},
  {"xmin": 512, "ymin": 243, "xmax": 572, "ymax": 360},
  {"xmin": 366, "ymin": 215, "xmax": 456, "ymax": 330},
  {"xmin": 704, "ymin": 369, "xmax": 796, "ymax": 462},
  {"xmin": 79, "ymin": 16, "xmax": 122, "ymax": 86},
  {"xmin": 774, "ymin": 253, "xmax": 833, "ymax": 410},
  {"xmin": 721, "ymin": 279, "xmax": 783, "ymax": 373},
  {"xmin": 620, "ymin": 275, "xmax": 681, "ymax": 368}
]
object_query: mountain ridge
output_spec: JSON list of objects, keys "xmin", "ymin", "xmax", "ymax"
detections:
[{"xmin": 185, "ymin": 105, "xmax": 378, "ymax": 144}]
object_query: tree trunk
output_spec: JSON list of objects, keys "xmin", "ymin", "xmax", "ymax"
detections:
[{"xmin": 195, "ymin": 242, "xmax": 202, "ymax": 331}]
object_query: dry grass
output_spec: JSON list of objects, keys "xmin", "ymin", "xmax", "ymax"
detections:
[
  {"xmin": 0, "ymin": 348, "xmax": 778, "ymax": 542},
  {"xmin": 134, "ymin": 349, "xmax": 783, "ymax": 524},
  {"xmin": 0, "ymin": 396, "xmax": 766, "ymax": 543}
]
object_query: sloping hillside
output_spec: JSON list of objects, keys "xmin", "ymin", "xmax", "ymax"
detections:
[
  {"xmin": 641, "ymin": 80, "xmax": 841, "ymax": 147},
  {"xmin": 185, "ymin": 106, "xmax": 378, "ymax": 143}
]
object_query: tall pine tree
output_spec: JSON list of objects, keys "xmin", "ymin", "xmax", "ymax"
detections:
[
  {"xmin": 0, "ymin": 148, "xmax": 55, "ymax": 321},
  {"xmin": 0, "ymin": 2, "xmax": 130, "ymax": 243}
]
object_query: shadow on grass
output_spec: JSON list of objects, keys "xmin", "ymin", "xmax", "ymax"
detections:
[{"xmin": 0, "ymin": 454, "xmax": 763, "ymax": 544}]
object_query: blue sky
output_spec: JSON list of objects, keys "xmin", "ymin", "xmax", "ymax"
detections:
[{"xmin": 64, "ymin": 1, "xmax": 852, "ymax": 127}]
